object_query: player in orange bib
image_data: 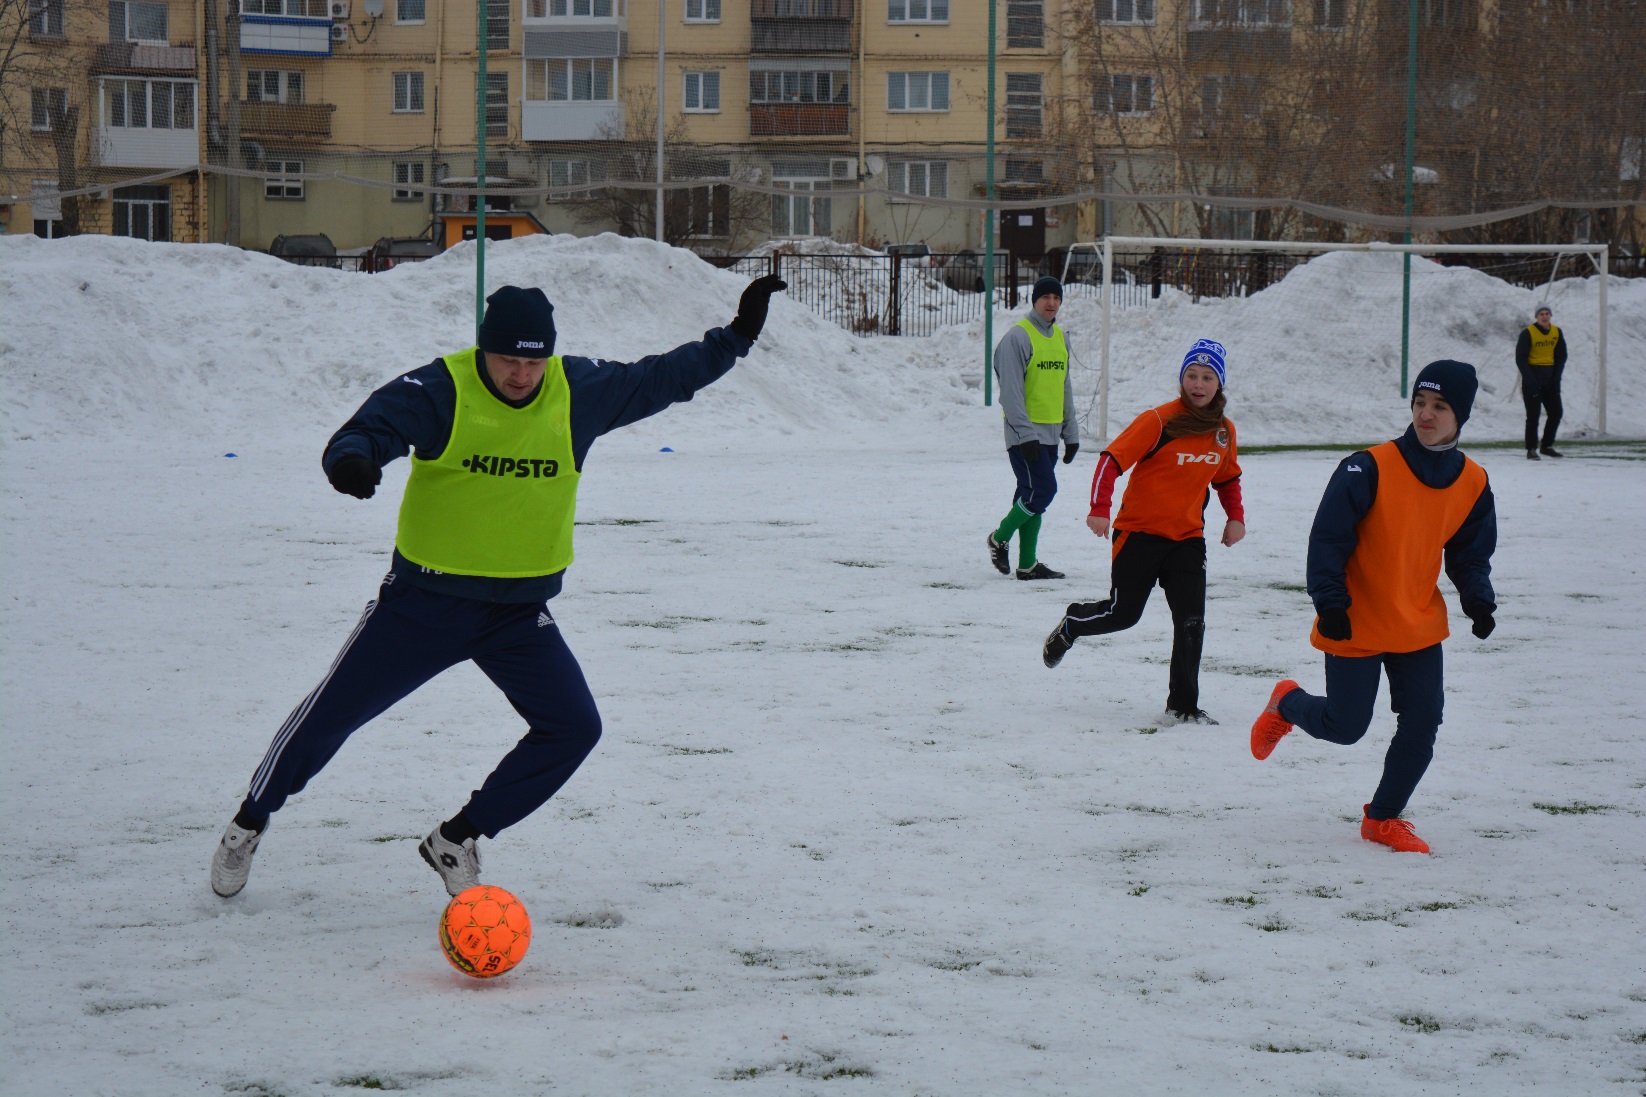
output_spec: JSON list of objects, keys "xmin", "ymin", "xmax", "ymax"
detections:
[
  {"xmin": 1249, "ymin": 360, "xmax": 1498, "ymax": 854},
  {"xmin": 1041, "ymin": 339, "xmax": 1246, "ymax": 726}
]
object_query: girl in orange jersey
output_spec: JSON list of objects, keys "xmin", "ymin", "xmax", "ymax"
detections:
[
  {"xmin": 1249, "ymin": 360, "xmax": 1498, "ymax": 854},
  {"xmin": 1041, "ymin": 339, "xmax": 1246, "ymax": 725}
]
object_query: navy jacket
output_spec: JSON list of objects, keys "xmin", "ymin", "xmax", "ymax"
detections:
[
  {"xmin": 324, "ymin": 327, "xmax": 753, "ymax": 602},
  {"xmin": 1305, "ymin": 426, "xmax": 1497, "ymax": 622}
]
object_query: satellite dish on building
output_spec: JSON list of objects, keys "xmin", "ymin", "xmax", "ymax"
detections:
[
  {"xmin": 362, "ymin": 0, "xmax": 384, "ymax": 16},
  {"xmin": 864, "ymin": 154, "xmax": 885, "ymax": 177}
]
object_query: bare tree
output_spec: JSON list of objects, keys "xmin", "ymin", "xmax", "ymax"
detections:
[{"xmin": 0, "ymin": 0, "xmax": 91, "ymax": 233}]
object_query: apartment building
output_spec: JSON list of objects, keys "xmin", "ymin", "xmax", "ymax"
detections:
[{"xmin": 3, "ymin": 0, "xmax": 206, "ymax": 242}]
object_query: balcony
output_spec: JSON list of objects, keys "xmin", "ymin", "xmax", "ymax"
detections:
[
  {"xmin": 92, "ymin": 42, "xmax": 197, "ymax": 75},
  {"xmin": 522, "ymin": 101, "xmax": 624, "ymax": 141},
  {"xmin": 239, "ymin": 101, "xmax": 334, "ymax": 139},
  {"xmin": 94, "ymin": 125, "xmax": 200, "ymax": 169},
  {"xmin": 1184, "ymin": 26, "xmax": 1291, "ymax": 62},
  {"xmin": 750, "ymin": 103, "xmax": 849, "ymax": 136},
  {"xmin": 751, "ymin": 0, "xmax": 852, "ymax": 53},
  {"xmin": 240, "ymin": 16, "xmax": 332, "ymax": 57}
]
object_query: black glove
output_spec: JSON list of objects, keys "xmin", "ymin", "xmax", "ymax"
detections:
[
  {"xmin": 1468, "ymin": 608, "xmax": 1496, "ymax": 639},
  {"xmin": 1317, "ymin": 607, "xmax": 1352, "ymax": 642},
  {"xmin": 1063, "ymin": 442, "xmax": 1079, "ymax": 465},
  {"xmin": 329, "ymin": 454, "xmax": 381, "ymax": 499},
  {"xmin": 729, "ymin": 274, "xmax": 788, "ymax": 342},
  {"xmin": 1018, "ymin": 439, "xmax": 1043, "ymax": 464}
]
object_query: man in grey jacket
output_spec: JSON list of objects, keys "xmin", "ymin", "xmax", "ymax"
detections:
[{"xmin": 986, "ymin": 276, "xmax": 1080, "ymax": 580}]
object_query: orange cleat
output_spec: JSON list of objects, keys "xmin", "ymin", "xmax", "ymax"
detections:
[
  {"xmin": 1250, "ymin": 679, "xmax": 1300, "ymax": 760},
  {"xmin": 1360, "ymin": 806, "xmax": 1431, "ymax": 854}
]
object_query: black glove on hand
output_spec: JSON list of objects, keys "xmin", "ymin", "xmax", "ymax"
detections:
[
  {"xmin": 1019, "ymin": 439, "xmax": 1043, "ymax": 464},
  {"xmin": 1063, "ymin": 442, "xmax": 1080, "ymax": 465},
  {"xmin": 1469, "ymin": 608, "xmax": 1496, "ymax": 639},
  {"xmin": 329, "ymin": 454, "xmax": 381, "ymax": 500},
  {"xmin": 1317, "ymin": 607, "xmax": 1353, "ymax": 642},
  {"xmin": 729, "ymin": 274, "xmax": 789, "ymax": 342}
]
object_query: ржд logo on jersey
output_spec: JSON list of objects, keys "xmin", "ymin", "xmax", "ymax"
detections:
[
  {"xmin": 1176, "ymin": 451, "xmax": 1221, "ymax": 465},
  {"xmin": 461, "ymin": 454, "xmax": 561, "ymax": 478}
]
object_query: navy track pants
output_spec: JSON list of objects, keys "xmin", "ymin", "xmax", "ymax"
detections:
[
  {"xmin": 1277, "ymin": 643, "xmax": 1443, "ymax": 821},
  {"xmin": 1007, "ymin": 443, "xmax": 1060, "ymax": 515},
  {"xmin": 240, "ymin": 574, "xmax": 602, "ymax": 837}
]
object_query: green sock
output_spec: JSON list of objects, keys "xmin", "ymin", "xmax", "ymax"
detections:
[
  {"xmin": 992, "ymin": 500, "xmax": 1035, "ymax": 545},
  {"xmin": 1017, "ymin": 512, "xmax": 1042, "ymax": 569}
]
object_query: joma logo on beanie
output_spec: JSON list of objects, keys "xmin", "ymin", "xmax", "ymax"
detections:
[
  {"xmin": 461, "ymin": 455, "xmax": 562, "ymax": 478},
  {"xmin": 515, "ymin": 340, "xmax": 545, "ymax": 350}
]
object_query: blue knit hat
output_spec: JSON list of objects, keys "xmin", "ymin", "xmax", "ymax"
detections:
[
  {"xmin": 1412, "ymin": 359, "xmax": 1477, "ymax": 427},
  {"xmin": 478, "ymin": 285, "xmax": 557, "ymax": 357},
  {"xmin": 1180, "ymin": 338, "xmax": 1227, "ymax": 387}
]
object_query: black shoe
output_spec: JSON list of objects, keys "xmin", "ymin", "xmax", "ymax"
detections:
[
  {"xmin": 1527, "ymin": 450, "xmax": 1540, "ymax": 461},
  {"xmin": 1161, "ymin": 707, "xmax": 1220, "ymax": 726},
  {"xmin": 1016, "ymin": 562, "xmax": 1065, "ymax": 581},
  {"xmin": 1539, "ymin": 446, "xmax": 1564, "ymax": 458},
  {"xmin": 1043, "ymin": 617, "xmax": 1074, "ymax": 668},
  {"xmin": 986, "ymin": 533, "xmax": 1010, "ymax": 575}
]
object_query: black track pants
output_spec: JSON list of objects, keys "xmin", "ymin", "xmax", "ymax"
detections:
[
  {"xmin": 1063, "ymin": 531, "xmax": 1208, "ymax": 712},
  {"xmin": 1522, "ymin": 379, "xmax": 1563, "ymax": 450}
]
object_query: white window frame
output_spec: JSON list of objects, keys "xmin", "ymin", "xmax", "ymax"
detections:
[
  {"xmin": 265, "ymin": 160, "xmax": 304, "ymax": 200},
  {"xmin": 1194, "ymin": 0, "xmax": 1291, "ymax": 25},
  {"xmin": 548, "ymin": 158, "xmax": 604, "ymax": 200},
  {"xmin": 240, "ymin": 0, "xmax": 327, "ymax": 16},
  {"xmin": 887, "ymin": 160, "xmax": 948, "ymax": 200},
  {"xmin": 749, "ymin": 69, "xmax": 849, "ymax": 105},
  {"xmin": 393, "ymin": 160, "xmax": 426, "ymax": 200},
  {"xmin": 1098, "ymin": 0, "xmax": 1155, "ymax": 23},
  {"xmin": 1097, "ymin": 73, "xmax": 1154, "ymax": 115},
  {"xmin": 684, "ymin": 0, "xmax": 720, "ymax": 20},
  {"xmin": 29, "ymin": 0, "xmax": 65, "ymax": 37},
  {"xmin": 393, "ymin": 72, "xmax": 426, "ymax": 113},
  {"xmin": 770, "ymin": 173, "xmax": 832, "ymax": 237},
  {"xmin": 886, "ymin": 71, "xmax": 950, "ymax": 112},
  {"xmin": 106, "ymin": 79, "xmax": 196, "ymax": 130},
  {"xmin": 683, "ymin": 70, "xmax": 720, "ymax": 112},
  {"xmin": 1312, "ymin": 0, "xmax": 1346, "ymax": 26},
  {"xmin": 395, "ymin": 0, "xmax": 425, "ymax": 23},
  {"xmin": 246, "ymin": 70, "xmax": 303, "ymax": 104},
  {"xmin": 887, "ymin": 0, "xmax": 949, "ymax": 22},
  {"xmin": 527, "ymin": 57, "xmax": 616, "ymax": 102},
  {"xmin": 1004, "ymin": 72, "xmax": 1042, "ymax": 138},
  {"xmin": 537, "ymin": 0, "xmax": 615, "ymax": 13},
  {"xmin": 31, "ymin": 87, "xmax": 67, "ymax": 131}
]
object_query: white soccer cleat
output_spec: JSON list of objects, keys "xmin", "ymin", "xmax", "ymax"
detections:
[
  {"xmin": 211, "ymin": 820, "xmax": 265, "ymax": 898},
  {"xmin": 419, "ymin": 826, "xmax": 481, "ymax": 896}
]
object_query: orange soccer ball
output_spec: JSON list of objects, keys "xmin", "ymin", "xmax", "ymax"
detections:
[{"xmin": 439, "ymin": 885, "xmax": 531, "ymax": 978}]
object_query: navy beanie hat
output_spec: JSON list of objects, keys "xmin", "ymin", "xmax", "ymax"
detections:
[
  {"xmin": 1180, "ymin": 338, "xmax": 1227, "ymax": 387},
  {"xmin": 1031, "ymin": 276, "xmax": 1063, "ymax": 304},
  {"xmin": 478, "ymin": 286, "xmax": 556, "ymax": 357},
  {"xmin": 1412, "ymin": 359, "xmax": 1477, "ymax": 427}
]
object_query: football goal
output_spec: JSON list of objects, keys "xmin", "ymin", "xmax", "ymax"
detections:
[{"xmin": 1061, "ymin": 238, "xmax": 1611, "ymax": 444}]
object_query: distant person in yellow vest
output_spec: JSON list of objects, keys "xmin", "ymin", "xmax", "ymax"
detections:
[
  {"xmin": 209, "ymin": 275, "xmax": 787, "ymax": 901},
  {"xmin": 986, "ymin": 276, "xmax": 1080, "ymax": 580},
  {"xmin": 1515, "ymin": 305, "xmax": 1567, "ymax": 459}
]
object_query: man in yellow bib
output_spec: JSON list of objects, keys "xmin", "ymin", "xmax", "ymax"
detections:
[
  {"xmin": 986, "ymin": 276, "xmax": 1080, "ymax": 580},
  {"xmin": 211, "ymin": 275, "xmax": 786, "ymax": 899},
  {"xmin": 1515, "ymin": 304, "xmax": 1567, "ymax": 460}
]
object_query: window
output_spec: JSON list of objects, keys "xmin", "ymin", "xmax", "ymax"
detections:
[
  {"xmin": 886, "ymin": 72, "xmax": 949, "ymax": 111},
  {"xmin": 31, "ymin": 88, "xmax": 67, "ymax": 131},
  {"xmin": 749, "ymin": 69, "xmax": 849, "ymax": 104},
  {"xmin": 481, "ymin": 73, "xmax": 508, "ymax": 135},
  {"xmin": 771, "ymin": 162, "xmax": 832, "ymax": 236},
  {"xmin": 1419, "ymin": 0, "xmax": 1475, "ymax": 29},
  {"xmin": 395, "ymin": 0, "xmax": 424, "ymax": 21},
  {"xmin": 1006, "ymin": 0, "xmax": 1043, "ymax": 46},
  {"xmin": 887, "ymin": 0, "xmax": 948, "ymax": 21},
  {"xmin": 482, "ymin": 1, "xmax": 509, "ymax": 49},
  {"xmin": 32, "ymin": 181, "xmax": 62, "ymax": 238},
  {"xmin": 683, "ymin": 71, "xmax": 720, "ymax": 111},
  {"xmin": 110, "ymin": 1, "xmax": 168, "ymax": 43},
  {"xmin": 393, "ymin": 161, "xmax": 426, "ymax": 200},
  {"xmin": 1004, "ymin": 158, "xmax": 1042, "ymax": 184},
  {"xmin": 1201, "ymin": 74, "xmax": 1261, "ymax": 126},
  {"xmin": 685, "ymin": 0, "xmax": 720, "ymax": 19},
  {"xmin": 668, "ymin": 165, "xmax": 731, "ymax": 237},
  {"xmin": 549, "ymin": 158, "xmax": 604, "ymax": 199},
  {"xmin": 29, "ymin": 0, "xmax": 64, "ymax": 37},
  {"xmin": 265, "ymin": 160, "xmax": 303, "ymax": 199},
  {"xmin": 1098, "ymin": 0, "xmax": 1154, "ymax": 21},
  {"xmin": 1096, "ymin": 73, "xmax": 1153, "ymax": 115},
  {"xmin": 888, "ymin": 160, "xmax": 948, "ymax": 198},
  {"xmin": 107, "ymin": 80, "xmax": 196, "ymax": 129},
  {"xmin": 537, "ymin": 0, "xmax": 615, "ymax": 13},
  {"xmin": 1004, "ymin": 73, "xmax": 1041, "ymax": 137},
  {"xmin": 1312, "ymin": 0, "xmax": 1345, "ymax": 25},
  {"xmin": 247, "ymin": 70, "xmax": 303, "ymax": 104},
  {"xmin": 393, "ymin": 72, "xmax": 425, "ymax": 112},
  {"xmin": 527, "ymin": 58, "xmax": 615, "ymax": 101},
  {"xmin": 241, "ymin": 0, "xmax": 328, "ymax": 14},
  {"xmin": 1194, "ymin": 0, "xmax": 1290, "ymax": 24},
  {"xmin": 113, "ymin": 184, "xmax": 170, "ymax": 240}
]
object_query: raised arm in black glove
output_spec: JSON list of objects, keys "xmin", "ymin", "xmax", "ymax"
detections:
[
  {"xmin": 329, "ymin": 454, "xmax": 382, "ymax": 500},
  {"xmin": 1063, "ymin": 442, "xmax": 1080, "ymax": 465},
  {"xmin": 1018, "ymin": 439, "xmax": 1043, "ymax": 465},
  {"xmin": 1467, "ymin": 606, "xmax": 1496, "ymax": 639},
  {"xmin": 1316, "ymin": 607, "xmax": 1352, "ymax": 642},
  {"xmin": 729, "ymin": 274, "xmax": 789, "ymax": 342}
]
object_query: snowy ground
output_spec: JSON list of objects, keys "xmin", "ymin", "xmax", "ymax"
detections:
[{"xmin": 2, "ymin": 235, "xmax": 1644, "ymax": 1095}]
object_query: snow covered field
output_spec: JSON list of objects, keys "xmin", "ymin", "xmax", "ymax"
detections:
[{"xmin": 2, "ymin": 234, "xmax": 1644, "ymax": 1095}]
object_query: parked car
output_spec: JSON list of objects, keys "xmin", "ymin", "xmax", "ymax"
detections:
[
  {"xmin": 268, "ymin": 233, "xmax": 339, "ymax": 268},
  {"xmin": 885, "ymin": 242, "xmax": 932, "ymax": 262},
  {"xmin": 365, "ymin": 235, "xmax": 441, "ymax": 273},
  {"xmin": 939, "ymin": 249, "xmax": 986, "ymax": 293}
]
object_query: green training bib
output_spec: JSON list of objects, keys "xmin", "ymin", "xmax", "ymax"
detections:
[{"xmin": 1017, "ymin": 317, "xmax": 1069, "ymax": 425}]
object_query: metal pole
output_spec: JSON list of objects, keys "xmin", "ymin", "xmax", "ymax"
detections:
[
  {"xmin": 1399, "ymin": 0, "xmax": 1417, "ymax": 397},
  {"xmin": 1598, "ymin": 245, "xmax": 1608, "ymax": 435},
  {"xmin": 1100, "ymin": 237, "xmax": 1113, "ymax": 444},
  {"xmin": 476, "ymin": 0, "xmax": 489, "ymax": 338},
  {"xmin": 655, "ymin": 0, "xmax": 665, "ymax": 242},
  {"xmin": 983, "ymin": 0, "xmax": 997, "ymax": 407}
]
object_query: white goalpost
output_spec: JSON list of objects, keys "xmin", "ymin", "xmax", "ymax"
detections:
[{"xmin": 1062, "ymin": 237, "xmax": 1611, "ymax": 444}]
